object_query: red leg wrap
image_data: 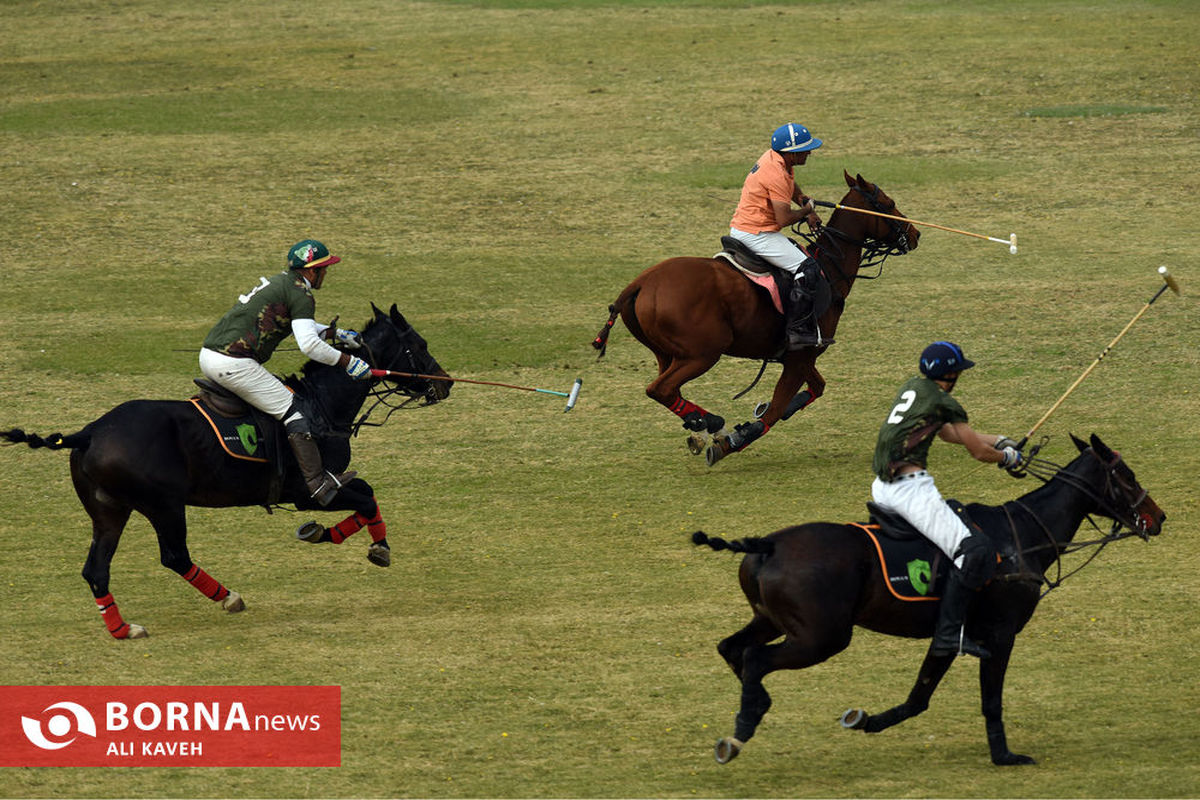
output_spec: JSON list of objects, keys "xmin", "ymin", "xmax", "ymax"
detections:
[
  {"xmin": 182, "ymin": 565, "xmax": 230, "ymax": 602},
  {"xmin": 364, "ymin": 502, "xmax": 386, "ymax": 543},
  {"xmin": 669, "ymin": 398, "xmax": 704, "ymax": 419},
  {"xmin": 96, "ymin": 593, "xmax": 131, "ymax": 639},
  {"xmin": 330, "ymin": 512, "xmax": 368, "ymax": 544}
]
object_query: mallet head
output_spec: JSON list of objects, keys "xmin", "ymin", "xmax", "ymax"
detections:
[
  {"xmin": 1009, "ymin": 233, "xmax": 1018, "ymax": 255},
  {"xmin": 1159, "ymin": 265, "xmax": 1181, "ymax": 295}
]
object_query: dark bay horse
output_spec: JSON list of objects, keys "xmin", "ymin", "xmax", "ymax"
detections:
[
  {"xmin": 692, "ymin": 434, "xmax": 1165, "ymax": 765},
  {"xmin": 593, "ymin": 171, "xmax": 919, "ymax": 465},
  {"xmin": 1, "ymin": 303, "xmax": 450, "ymax": 639}
]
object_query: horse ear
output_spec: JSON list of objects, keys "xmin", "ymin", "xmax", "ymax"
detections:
[
  {"xmin": 1070, "ymin": 433, "xmax": 1088, "ymax": 453},
  {"xmin": 389, "ymin": 303, "xmax": 410, "ymax": 330},
  {"xmin": 1090, "ymin": 433, "xmax": 1115, "ymax": 461},
  {"xmin": 370, "ymin": 302, "xmax": 384, "ymax": 320},
  {"xmin": 843, "ymin": 169, "xmax": 855, "ymax": 187},
  {"xmin": 856, "ymin": 173, "xmax": 868, "ymax": 187}
]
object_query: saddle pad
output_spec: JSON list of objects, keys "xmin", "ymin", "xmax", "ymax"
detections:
[
  {"xmin": 714, "ymin": 253, "xmax": 785, "ymax": 314},
  {"xmin": 849, "ymin": 523, "xmax": 946, "ymax": 601},
  {"xmin": 189, "ymin": 398, "xmax": 269, "ymax": 463}
]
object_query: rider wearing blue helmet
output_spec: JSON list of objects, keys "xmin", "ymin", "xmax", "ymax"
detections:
[
  {"xmin": 730, "ymin": 123, "xmax": 829, "ymax": 348},
  {"xmin": 871, "ymin": 341, "xmax": 1024, "ymax": 659}
]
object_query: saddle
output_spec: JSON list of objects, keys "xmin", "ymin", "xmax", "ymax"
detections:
[
  {"xmin": 715, "ymin": 237, "xmax": 834, "ymax": 337},
  {"xmin": 190, "ymin": 379, "xmax": 285, "ymax": 502},
  {"xmin": 852, "ymin": 499, "xmax": 979, "ymax": 601},
  {"xmin": 715, "ymin": 237, "xmax": 793, "ymax": 315}
]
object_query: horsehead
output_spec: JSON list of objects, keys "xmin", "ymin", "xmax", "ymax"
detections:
[
  {"xmin": 690, "ymin": 433, "xmax": 1165, "ymax": 765},
  {"xmin": 593, "ymin": 171, "xmax": 919, "ymax": 465},
  {"xmin": 0, "ymin": 303, "xmax": 449, "ymax": 639}
]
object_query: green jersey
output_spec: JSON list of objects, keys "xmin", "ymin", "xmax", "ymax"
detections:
[
  {"xmin": 203, "ymin": 271, "xmax": 316, "ymax": 363},
  {"xmin": 872, "ymin": 375, "xmax": 968, "ymax": 480}
]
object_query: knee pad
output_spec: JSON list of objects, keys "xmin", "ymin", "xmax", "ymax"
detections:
[{"xmin": 283, "ymin": 403, "xmax": 310, "ymax": 435}]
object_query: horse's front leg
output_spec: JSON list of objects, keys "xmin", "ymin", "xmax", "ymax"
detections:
[
  {"xmin": 840, "ymin": 648, "xmax": 955, "ymax": 734},
  {"xmin": 979, "ymin": 638, "xmax": 1035, "ymax": 765},
  {"xmin": 295, "ymin": 480, "xmax": 390, "ymax": 567},
  {"xmin": 707, "ymin": 354, "xmax": 821, "ymax": 466}
]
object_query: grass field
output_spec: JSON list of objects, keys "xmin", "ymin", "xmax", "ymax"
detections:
[{"xmin": 2, "ymin": 0, "xmax": 1198, "ymax": 797}]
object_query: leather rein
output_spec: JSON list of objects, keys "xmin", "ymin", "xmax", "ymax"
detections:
[{"xmin": 997, "ymin": 449, "xmax": 1152, "ymax": 597}]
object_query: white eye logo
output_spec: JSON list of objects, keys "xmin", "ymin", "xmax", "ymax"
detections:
[{"xmin": 21, "ymin": 702, "xmax": 97, "ymax": 750}]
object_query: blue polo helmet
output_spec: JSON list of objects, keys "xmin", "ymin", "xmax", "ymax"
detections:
[
  {"xmin": 919, "ymin": 341, "xmax": 975, "ymax": 379},
  {"xmin": 771, "ymin": 122, "xmax": 822, "ymax": 153}
]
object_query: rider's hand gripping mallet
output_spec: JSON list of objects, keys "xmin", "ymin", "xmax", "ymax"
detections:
[
  {"xmin": 370, "ymin": 369, "xmax": 582, "ymax": 412},
  {"xmin": 1016, "ymin": 266, "xmax": 1181, "ymax": 449},
  {"xmin": 811, "ymin": 200, "xmax": 1018, "ymax": 253}
]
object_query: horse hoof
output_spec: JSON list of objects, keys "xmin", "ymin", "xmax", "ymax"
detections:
[
  {"xmin": 222, "ymin": 591, "xmax": 246, "ymax": 613},
  {"xmin": 993, "ymin": 751, "xmax": 1036, "ymax": 766},
  {"xmin": 840, "ymin": 708, "xmax": 867, "ymax": 730},
  {"xmin": 296, "ymin": 521, "xmax": 327, "ymax": 543},
  {"xmin": 706, "ymin": 439, "xmax": 732, "ymax": 466},
  {"xmin": 714, "ymin": 737, "xmax": 744, "ymax": 764},
  {"xmin": 126, "ymin": 624, "xmax": 149, "ymax": 639},
  {"xmin": 686, "ymin": 433, "xmax": 707, "ymax": 455},
  {"xmin": 367, "ymin": 542, "xmax": 391, "ymax": 568}
]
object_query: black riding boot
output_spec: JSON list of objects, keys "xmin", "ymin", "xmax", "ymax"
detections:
[
  {"xmin": 287, "ymin": 432, "xmax": 356, "ymax": 507},
  {"xmin": 931, "ymin": 569, "xmax": 991, "ymax": 658}
]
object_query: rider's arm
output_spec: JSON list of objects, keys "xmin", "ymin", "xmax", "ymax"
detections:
[
  {"xmin": 939, "ymin": 421, "xmax": 1006, "ymax": 464},
  {"xmin": 293, "ymin": 318, "xmax": 349, "ymax": 367},
  {"xmin": 770, "ymin": 197, "xmax": 815, "ymax": 228}
]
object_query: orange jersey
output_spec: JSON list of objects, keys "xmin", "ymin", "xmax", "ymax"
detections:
[{"xmin": 730, "ymin": 149, "xmax": 800, "ymax": 233}]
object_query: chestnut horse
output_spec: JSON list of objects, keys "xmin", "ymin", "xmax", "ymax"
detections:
[
  {"xmin": 692, "ymin": 434, "xmax": 1165, "ymax": 765},
  {"xmin": 593, "ymin": 171, "xmax": 919, "ymax": 465}
]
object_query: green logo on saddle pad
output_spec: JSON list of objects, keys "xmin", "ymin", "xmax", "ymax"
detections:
[
  {"xmin": 907, "ymin": 558, "xmax": 932, "ymax": 595},
  {"xmin": 236, "ymin": 423, "xmax": 259, "ymax": 456}
]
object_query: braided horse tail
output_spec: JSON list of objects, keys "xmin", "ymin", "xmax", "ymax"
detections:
[
  {"xmin": 1, "ymin": 428, "xmax": 91, "ymax": 451},
  {"xmin": 592, "ymin": 285, "xmax": 642, "ymax": 358},
  {"xmin": 691, "ymin": 530, "xmax": 776, "ymax": 556}
]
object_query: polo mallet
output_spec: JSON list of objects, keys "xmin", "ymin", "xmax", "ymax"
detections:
[
  {"xmin": 370, "ymin": 369, "xmax": 582, "ymax": 413},
  {"xmin": 812, "ymin": 200, "xmax": 1018, "ymax": 254},
  {"xmin": 1016, "ymin": 266, "xmax": 1181, "ymax": 449}
]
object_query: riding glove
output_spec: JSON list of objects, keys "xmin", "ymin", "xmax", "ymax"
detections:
[{"xmin": 345, "ymin": 355, "xmax": 371, "ymax": 380}]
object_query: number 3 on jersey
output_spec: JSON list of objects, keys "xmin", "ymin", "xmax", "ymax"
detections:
[{"xmin": 887, "ymin": 390, "xmax": 917, "ymax": 424}]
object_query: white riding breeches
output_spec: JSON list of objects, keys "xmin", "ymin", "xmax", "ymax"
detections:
[
  {"xmin": 729, "ymin": 227, "xmax": 810, "ymax": 273},
  {"xmin": 871, "ymin": 472, "xmax": 971, "ymax": 569},
  {"xmin": 199, "ymin": 348, "xmax": 296, "ymax": 420}
]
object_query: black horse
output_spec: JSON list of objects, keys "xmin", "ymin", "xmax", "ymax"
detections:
[
  {"xmin": 692, "ymin": 434, "xmax": 1165, "ymax": 765},
  {"xmin": 1, "ymin": 303, "xmax": 449, "ymax": 639}
]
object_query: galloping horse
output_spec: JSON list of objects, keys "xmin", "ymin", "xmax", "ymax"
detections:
[
  {"xmin": 593, "ymin": 171, "xmax": 919, "ymax": 464},
  {"xmin": 1, "ymin": 303, "xmax": 450, "ymax": 639},
  {"xmin": 691, "ymin": 434, "xmax": 1165, "ymax": 765}
]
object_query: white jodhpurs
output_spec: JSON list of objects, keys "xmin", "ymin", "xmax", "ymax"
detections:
[
  {"xmin": 199, "ymin": 348, "xmax": 295, "ymax": 420},
  {"xmin": 871, "ymin": 472, "xmax": 971, "ymax": 569},
  {"xmin": 729, "ymin": 227, "xmax": 810, "ymax": 273}
]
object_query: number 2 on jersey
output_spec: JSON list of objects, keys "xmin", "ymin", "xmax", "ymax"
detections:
[{"xmin": 887, "ymin": 390, "xmax": 917, "ymax": 424}]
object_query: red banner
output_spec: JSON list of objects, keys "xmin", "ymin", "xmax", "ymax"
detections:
[{"xmin": 0, "ymin": 686, "xmax": 340, "ymax": 767}]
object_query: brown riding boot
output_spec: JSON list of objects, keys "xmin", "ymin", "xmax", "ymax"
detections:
[{"xmin": 287, "ymin": 432, "xmax": 357, "ymax": 507}]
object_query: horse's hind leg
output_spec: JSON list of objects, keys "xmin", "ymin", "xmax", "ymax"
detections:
[
  {"xmin": 144, "ymin": 504, "xmax": 245, "ymax": 614},
  {"xmin": 717, "ymin": 614, "xmax": 781, "ymax": 680},
  {"xmin": 716, "ymin": 632, "xmax": 847, "ymax": 764},
  {"xmin": 80, "ymin": 504, "xmax": 148, "ymax": 640},
  {"xmin": 645, "ymin": 353, "xmax": 726, "ymax": 446}
]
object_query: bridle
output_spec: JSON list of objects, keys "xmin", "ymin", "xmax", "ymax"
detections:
[
  {"xmin": 351, "ymin": 319, "xmax": 444, "ymax": 435},
  {"xmin": 797, "ymin": 182, "xmax": 916, "ymax": 291},
  {"xmin": 999, "ymin": 448, "xmax": 1156, "ymax": 597}
]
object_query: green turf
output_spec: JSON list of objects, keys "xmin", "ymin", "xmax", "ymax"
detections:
[{"xmin": 1, "ymin": 0, "xmax": 1198, "ymax": 797}]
